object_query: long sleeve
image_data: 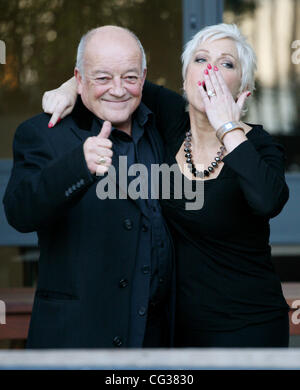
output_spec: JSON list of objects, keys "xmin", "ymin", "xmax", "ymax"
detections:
[
  {"xmin": 3, "ymin": 120, "xmax": 95, "ymax": 233},
  {"xmin": 222, "ymin": 126, "xmax": 289, "ymax": 218},
  {"xmin": 142, "ymin": 81, "xmax": 189, "ymax": 145}
]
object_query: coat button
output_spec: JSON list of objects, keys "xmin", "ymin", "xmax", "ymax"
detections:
[
  {"xmin": 138, "ymin": 307, "xmax": 146, "ymax": 316},
  {"xmin": 123, "ymin": 218, "xmax": 133, "ymax": 230},
  {"xmin": 142, "ymin": 265, "xmax": 150, "ymax": 274},
  {"xmin": 119, "ymin": 279, "xmax": 128, "ymax": 288},
  {"xmin": 113, "ymin": 336, "xmax": 122, "ymax": 347}
]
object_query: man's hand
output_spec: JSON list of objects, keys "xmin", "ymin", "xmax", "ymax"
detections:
[
  {"xmin": 42, "ymin": 77, "xmax": 77, "ymax": 127},
  {"xmin": 83, "ymin": 121, "xmax": 113, "ymax": 175}
]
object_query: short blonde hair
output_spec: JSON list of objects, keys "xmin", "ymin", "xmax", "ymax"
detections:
[{"xmin": 181, "ymin": 23, "xmax": 257, "ymax": 95}]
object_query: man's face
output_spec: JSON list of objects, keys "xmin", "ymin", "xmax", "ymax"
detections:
[{"xmin": 76, "ymin": 31, "xmax": 146, "ymax": 133}]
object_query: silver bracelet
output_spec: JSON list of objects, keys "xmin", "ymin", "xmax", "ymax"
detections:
[{"xmin": 216, "ymin": 121, "xmax": 244, "ymax": 143}]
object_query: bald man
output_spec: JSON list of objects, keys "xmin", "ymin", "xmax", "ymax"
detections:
[{"xmin": 3, "ymin": 26, "xmax": 174, "ymax": 348}]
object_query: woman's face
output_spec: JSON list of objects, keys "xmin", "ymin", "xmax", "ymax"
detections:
[{"xmin": 184, "ymin": 38, "xmax": 243, "ymax": 114}]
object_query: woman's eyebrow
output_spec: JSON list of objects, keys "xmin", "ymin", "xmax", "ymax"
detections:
[
  {"xmin": 220, "ymin": 52, "xmax": 237, "ymax": 60},
  {"xmin": 194, "ymin": 49, "xmax": 237, "ymax": 60}
]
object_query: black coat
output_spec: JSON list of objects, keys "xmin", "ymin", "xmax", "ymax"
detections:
[{"xmin": 3, "ymin": 98, "xmax": 175, "ymax": 348}]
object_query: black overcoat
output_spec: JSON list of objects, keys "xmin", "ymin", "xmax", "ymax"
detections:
[{"xmin": 3, "ymin": 97, "xmax": 175, "ymax": 348}]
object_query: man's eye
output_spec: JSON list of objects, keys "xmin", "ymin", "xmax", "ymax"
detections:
[
  {"xmin": 96, "ymin": 77, "xmax": 109, "ymax": 82},
  {"xmin": 125, "ymin": 76, "xmax": 138, "ymax": 82}
]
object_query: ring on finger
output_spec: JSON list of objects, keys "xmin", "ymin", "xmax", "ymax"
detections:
[
  {"xmin": 207, "ymin": 89, "xmax": 216, "ymax": 97},
  {"xmin": 97, "ymin": 156, "xmax": 106, "ymax": 165}
]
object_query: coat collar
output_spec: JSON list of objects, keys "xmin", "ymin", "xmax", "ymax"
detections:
[{"xmin": 71, "ymin": 94, "xmax": 153, "ymax": 136}]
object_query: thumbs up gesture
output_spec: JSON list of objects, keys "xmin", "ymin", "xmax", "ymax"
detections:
[{"xmin": 83, "ymin": 121, "xmax": 113, "ymax": 175}]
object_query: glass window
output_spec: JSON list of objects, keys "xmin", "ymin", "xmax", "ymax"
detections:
[
  {"xmin": 224, "ymin": 0, "xmax": 300, "ymax": 172},
  {"xmin": 0, "ymin": 0, "xmax": 182, "ymax": 348},
  {"xmin": 0, "ymin": 0, "xmax": 182, "ymax": 159}
]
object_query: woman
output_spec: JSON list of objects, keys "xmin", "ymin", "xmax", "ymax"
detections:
[{"xmin": 42, "ymin": 23, "xmax": 290, "ymax": 347}]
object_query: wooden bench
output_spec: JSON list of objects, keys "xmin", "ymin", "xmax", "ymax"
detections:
[
  {"xmin": 0, "ymin": 288, "xmax": 34, "ymax": 340},
  {"xmin": 281, "ymin": 282, "xmax": 300, "ymax": 335},
  {"xmin": 0, "ymin": 284, "xmax": 299, "ymax": 342}
]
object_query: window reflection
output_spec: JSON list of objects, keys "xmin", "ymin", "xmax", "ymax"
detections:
[
  {"xmin": 0, "ymin": 0, "xmax": 182, "ymax": 158},
  {"xmin": 224, "ymin": 0, "xmax": 300, "ymax": 171}
]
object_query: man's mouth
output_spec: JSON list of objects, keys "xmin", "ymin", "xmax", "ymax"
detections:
[{"xmin": 102, "ymin": 98, "xmax": 131, "ymax": 103}]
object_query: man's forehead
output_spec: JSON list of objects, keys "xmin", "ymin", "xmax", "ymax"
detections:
[
  {"xmin": 84, "ymin": 46, "xmax": 142, "ymax": 72},
  {"xmin": 85, "ymin": 55, "xmax": 142, "ymax": 72}
]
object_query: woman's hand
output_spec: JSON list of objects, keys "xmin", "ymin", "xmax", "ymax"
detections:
[
  {"xmin": 42, "ymin": 77, "xmax": 78, "ymax": 127},
  {"xmin": 198, "ymin": 65, "xmax": 250, "ymax": 131}
]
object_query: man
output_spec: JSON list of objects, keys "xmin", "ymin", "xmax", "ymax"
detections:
[{"xmin": 3, "ymin": 26, "xmax": 174, "ymax": 348}]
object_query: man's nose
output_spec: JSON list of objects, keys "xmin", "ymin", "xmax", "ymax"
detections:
[{"xmin": 109, "ymin": 78, "xmax": 126, "ymax": 97}]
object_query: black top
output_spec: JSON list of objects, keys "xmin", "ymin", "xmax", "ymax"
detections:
[{"xmin": 142, "ymin": 81, "xmax": 290, "ymax": 333}]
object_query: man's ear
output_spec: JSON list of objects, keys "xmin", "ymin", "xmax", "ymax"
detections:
[
  {"xmin": 74, "ymin": 68, "xmax": 83, "ymax": 94},
  {"xmin": 141, "ymin": 68, "xmax": 147, "ymax": 87}
]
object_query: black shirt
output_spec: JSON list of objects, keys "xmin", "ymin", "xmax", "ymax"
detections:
[
  {"xmin": 142, "ymin": 81, "xmax": 290, "ymax": 334},
  {"xmin": 96, "ymin": 102, "xmax": 173, "ymax": 347}
]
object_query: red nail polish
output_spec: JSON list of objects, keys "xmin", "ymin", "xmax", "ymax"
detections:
[
  {"xmin": 214, "ymin": 66, "xmax": 218, "ymax": 71},
  {"xmin": 247, "ymin": 92, "xmax": 251, "ymax": 97},
  {"xmin": 197, "ymin": 81, "xmax": 202, "ymax": 86},
  {"xmin": 57, "ymin": 117, "xmax": 61, "ymax": 123},
  {"xmin": 204, "ymin": 69, "xmax": 208, "ymax": 75},
  {"xmin": 207, "ymin": 64, "xmax": 212, "ymax": 70},
  {"xmin": 202, "ymin": 81, "xmax": 205, "ymax": 87},
  {"xmin": 48, "ymin": 122, "xmax": 53, "ymax": 128}
]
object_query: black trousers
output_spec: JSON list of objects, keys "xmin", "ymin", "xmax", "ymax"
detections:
[{"xmin": 175, "ymin": 314, "xmax": 290, "ymax": 348}]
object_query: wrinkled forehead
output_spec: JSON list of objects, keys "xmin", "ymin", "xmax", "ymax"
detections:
[
  {"xmin": 84, "ymin": 34, "xmax": 143, "ymax": 73},
  {"xmin": 194, "ymin": 37, "xmax": 239, "ymax": 60}
]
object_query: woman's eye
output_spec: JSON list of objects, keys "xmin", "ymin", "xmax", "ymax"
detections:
[
  {"xmin": 222, "ymin": 62, "xmax": 234, "ymax": 69},
  {"xmin": 195, "ymin": 58, "xmax": 206, "ymax": 63}
]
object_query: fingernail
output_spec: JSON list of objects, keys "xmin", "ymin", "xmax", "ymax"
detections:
[
  {"xmin": 202, "ymin": 81, "xmax": 205, "ymax": 87},
  {"xmin": 214, "ymin": 66, "xmax": 218, "ymax": 71},
  {"xmin": 204, "ymin": 69, "xmax": 208, "ymax": 75},
  {"xmin": 48, "ymin": 122, "xmax": 53, "ymax": 128},
  {"xmin": 57, "ymin": 117, "xmax": 61, "ymax": 123},
  {"xmin": 247, "ymin": 92, "xmax": 251, "ymax": 97},
  {"xmin": 207, "ymin": 64, "xmax": 212, "ymax": 70},
  {"xmin": 197, "ymin": 81, "xmax": 202, "ymax": 86}
]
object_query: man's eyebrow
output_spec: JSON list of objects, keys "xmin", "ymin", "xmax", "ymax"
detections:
[
  {"xmin": 90, "ymin": 69, "xmax": 141, "ymax": 76},
  {"xmin": 91, "ymin": 70, "xmax": 111, "ymax": 75},
  {"xmin": 124, "ymin": 68, "xmax": 140, "ymax": 73}
]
